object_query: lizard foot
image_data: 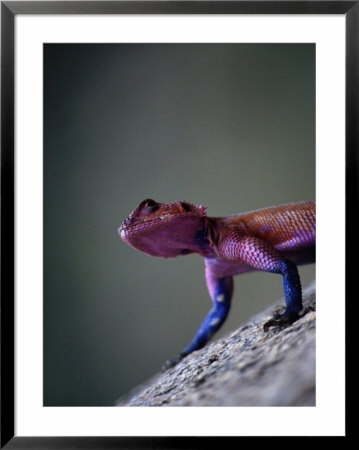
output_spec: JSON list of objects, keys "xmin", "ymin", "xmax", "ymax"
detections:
[
  {"xmin": 263, "ymin": 305, "xmax": 315, "ymax": 332},
  {"xmin": 161, "ymin": 352, "xmax": 185, "ymax": 372},
  {"xmin": 263, "ymin": 312, "xmax": 298, "ymax": 332}
]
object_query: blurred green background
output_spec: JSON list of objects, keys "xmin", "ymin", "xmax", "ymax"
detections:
[{"xmin": 44, "ymin": 43, "xmax": 315, "ymax": 406}]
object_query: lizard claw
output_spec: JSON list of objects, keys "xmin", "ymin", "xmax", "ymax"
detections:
[
  {"xmin": 263, "ymin": 305, "xmax": 315, "ymax": 332},
  {"xmin": 263, "ymin": 312, "xmax": 297, "ymax": 332},
  {"xmin": 161, "ymin": 354, "xmax": 184, "ymax": 372}
]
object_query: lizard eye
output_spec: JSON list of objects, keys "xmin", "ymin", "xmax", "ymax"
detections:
[{"xmin": 140, "ymin": 199, "xmax": 159, "ymax": 214}]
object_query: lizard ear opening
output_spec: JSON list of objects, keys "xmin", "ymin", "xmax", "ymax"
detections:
[
  {"xmin": 179, "ymin": 201, "xmax": 207, "ymax": 215},
  {"xmin": 179, "ymin": 201, "xmax": 193, "ymax": 212}
]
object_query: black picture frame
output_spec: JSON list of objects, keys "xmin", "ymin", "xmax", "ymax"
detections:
[{"xmin": 1, "ymin": 1, "xmax": 353, "ymax": 447}]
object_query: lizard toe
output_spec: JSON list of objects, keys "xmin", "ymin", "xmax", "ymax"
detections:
[
  {"xmin": 263, "ymin": 311, "xmax": 299, "ymax": 332},
  {"xmin": 161, "ymin": 353, "xmax": 184, "ymax": 372},
  {"xmin": 263, "ymin": 305, "xmax": 315, "ymax": 332}
]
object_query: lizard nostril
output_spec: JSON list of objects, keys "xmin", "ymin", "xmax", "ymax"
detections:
[
  {"xmin": 118, "ymin": 217, "xmax": 132, "ymax": 235},
  {"xmin": 118, "ymin": 225, "xmax": 127, "ymax": 238}
]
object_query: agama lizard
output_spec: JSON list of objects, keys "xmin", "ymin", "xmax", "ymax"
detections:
[{"xmin": 119, "ymin": 199, "xmax": 315, "ymax": 369}]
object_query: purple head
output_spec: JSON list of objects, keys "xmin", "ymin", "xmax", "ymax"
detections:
[{"xmin": 118, "ymin": 199, "xmax": 208, "ymax": 258}]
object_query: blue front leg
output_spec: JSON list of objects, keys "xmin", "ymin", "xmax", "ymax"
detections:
[{"xmin": 162, "ymin": 273, "xmax": 233, "ymax": 370}]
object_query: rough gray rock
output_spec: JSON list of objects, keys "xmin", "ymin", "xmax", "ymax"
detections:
[{"xmin": 116, "ymin": 281, "xmax": 316, "ymax": 407}]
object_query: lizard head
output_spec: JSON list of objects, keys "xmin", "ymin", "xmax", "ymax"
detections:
[{"xmin": 118, "ymin": 199, "xmax": 208, "ymax": 258}]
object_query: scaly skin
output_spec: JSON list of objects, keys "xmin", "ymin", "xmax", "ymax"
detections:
[{"xmin": 119, "ymin": 199, "xmax": 316, "ymax": 369}]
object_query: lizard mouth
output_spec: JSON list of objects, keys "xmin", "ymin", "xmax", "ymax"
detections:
[{"xmin": 118, "ymin": 214, "xmax": 173, "ymax": 238}]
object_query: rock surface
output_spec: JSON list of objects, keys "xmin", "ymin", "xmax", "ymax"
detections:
[{"xmin": 116, "ymin": 282, "xmax": 316, "ymax": 407}]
